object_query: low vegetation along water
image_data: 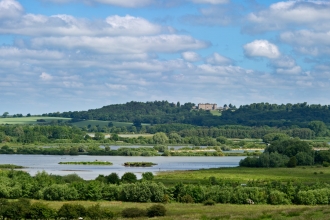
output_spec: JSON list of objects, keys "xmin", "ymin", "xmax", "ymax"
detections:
[{"xmin": 0, "ymin": 154, "xmax": 244, "ymax": 179}]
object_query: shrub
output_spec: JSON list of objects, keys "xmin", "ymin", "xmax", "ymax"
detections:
[
  {"xmin": 121, "ymin": 172, "xmax": 137, "ymax": 183},
  {"xmin": 287, "ymin": 156, "xmax": 297, "ymax": 168},
  {"xmin": 142, "ymin": 172, "xmax": 154, "ymax": 181},
  {"xmin": 180, "ymin": 194, "xmax": 194, "ymax": 203},
  {"xmin": 147, "ymin": 204, "xmax": 167, "ymax": 217},
  {"xmin": 121, "ymin": 207, "xmax": 146, "ymax": 218},
  {"xmin": 268, "ymin": 190, "xmax": 290, "ymax": 205},
  {"xmin": 203, "ymin": 199, "xmax": 216, "ymax": 206},
  {"xmin": 86, "ymin": 204, "xmax": 106, "ymax": 219},
  {"xmin": 162, "ymin": 194, "xmax": 170, "ymax": 204},
  {"xmin": 297, "ymin": 191, "xmax": 317, "ymax": 205},
  {"xmin": 28, "ymin": 202, "xmax": 56, "ymax": 219},
  {"xmin": 323, "ymin": 161, "xmax": 330, "ymax": 167},
  {"xmin": 106, "ymin": 173, "xmax": 120, "ymax": 184},
  {"xmin": 57, "ymin": 204, "xmax": 86, "ymax": 219}
]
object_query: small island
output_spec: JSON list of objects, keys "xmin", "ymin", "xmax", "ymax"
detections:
[
  {"xmin": 59, "ymin": 161, "xmax": 113, "ymax": 165},
  {"xmin": 123, "ymin": 162, "xmax": 157, "ymax": 167},
  {"xmin": 0, "ymin": 164, "xmax": 25, "ymax": 169}
]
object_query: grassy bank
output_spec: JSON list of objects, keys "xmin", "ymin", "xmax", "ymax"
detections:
[
  {"xmin": 0, "ymin": 164, "xmax": 24, "ymax": 169},
  {"xmin": 123, "ymin": 162, "xmax": 157, "ymax": 167},
  {"xmin": 155, "ymin": 166, "xmax": 330, "ymax": 185},
  {"xmin": 30, "ymin": 200, "xmax": 330, "ymax": 220}
]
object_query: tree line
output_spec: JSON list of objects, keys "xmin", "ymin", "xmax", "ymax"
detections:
[
  {"xmin": 240, "ymin": 136, "xmax": 330, "ymax": 168},
  {"xmin": 41, "ymin": 101, "xmax": 330, "ymax": 127},
  {"xmin": 2, "ymin": 169, "xmax": 330, "ymax": 206}
]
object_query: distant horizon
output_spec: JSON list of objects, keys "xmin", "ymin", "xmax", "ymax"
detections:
[
  {"xmin": 3, "ymin": 100, "xmax": 330, "ymax": 116},
  {"xmin": 1, "ymin": 0, "xmax": 330, "ymax": 114}
]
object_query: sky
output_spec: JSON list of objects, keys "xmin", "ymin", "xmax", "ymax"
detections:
[{"xmin": 1, "ymin": 0, "xmax": 330, "ymax": 115}]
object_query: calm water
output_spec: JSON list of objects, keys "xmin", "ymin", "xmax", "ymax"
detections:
[{"xmin": 0, "ymin": 154, "xmax": 245, "ymax": 180}]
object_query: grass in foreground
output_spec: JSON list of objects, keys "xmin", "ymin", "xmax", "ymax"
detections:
[
  {"xmin": 32, "ymin": 200, "xmax": 330, "ymax": 220},
  {"xmin": 155, "ymin": 166, "xmax": 330, "ymax": 185}
]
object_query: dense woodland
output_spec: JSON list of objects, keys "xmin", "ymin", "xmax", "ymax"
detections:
[{"xmin": 43, "ymin": 101, "xmax": 330, "ymax": 127}]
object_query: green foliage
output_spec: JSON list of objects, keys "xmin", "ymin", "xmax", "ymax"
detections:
[
  {"xmin": 216, "ymin": 136, "xmax": 227, "ymax": 144},
  {"xmin": 28, "ymin": 202, "xmax": 57, "ymax": 219},
  {"xmin": 268, "ymin": 190, "xmax": 290, "ymax": 205},
  {"xmin": 263, "ymin": 133, "xmax": 290, "ymax": 143},
  {"xmin": 0, "ymin": 164, "xmax": 24, "ymax": 169},
  {"xmin": 203, "ymin": 199, "xmax": 216, "ymax": 206},
  {"xmin": 121, "ymin": 182, "xmax": 165, "ymax": 203},
  {"xmin": 57, "ymin": 203, "xmax": 86, "ymax": 219},
  {"xmin": 309, "ymin": 121, "xmax": 328, "ymax": 137},
  {"xmin": 121, "ymin": 172, "xmax": 137, "ymax": 184},
  {"xmin": 153, "ymin": 132, "xmax": 169, "ymax": 144},
  {"xmin": 105, "ymin": 172, "xmax": 120, "ymax": 184},
  {"xmin": 180, "ymin": 194, "xmax": 195, "ymax": 203},
  {"xmin": 86, "ymin": 204, "xmax": 107, "ymax": 220},
  {"xmin": 121, "ymin": 207, "xmax": 146, "ymax": 218},
  {"xmin": 42, "ymin": 184, "xmax": 79, "ymax": 201},
  {"xmin": 142, "ymin": 172, "xmax": 154, "ymax": 181},
  {"xmin": 62, "ymin": 173, "xmax": 84, "ymax": 183},
  {"xmin": 124, "ymin": 162, "xmax": 157, "ymax": 167},
  {"xmin": 147, "ymin": 204, "xmax": 167, "ymax": 217},
  {"xmin": 287, "ymin": 156, "xmax": 297, "ymax": 168}
]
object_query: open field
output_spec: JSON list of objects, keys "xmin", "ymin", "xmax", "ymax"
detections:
[
  {"xmin": 210, "ymin": 110, "xmax": 222, "ymax": 116},
  {"xmin": 0, "ymin": 117, "xmax": 150, "ymax": 128},
  {"xmin": 118, "ymin": 134, "xmax": 153, "ymax": 138},
  {"xmin": 155, "ymin": 166, "xmax": 330, "ymax": 185},
  {"xmin": 71, "ymin": 120, "xmax": 134, "ymax": 128},
  {"xmin": 31, "ymin": 200, "xmax": 330, "ymax": 220},
  {"xmin": 0, "ymin": 117, "xmax": 71, "ymax": 125}
]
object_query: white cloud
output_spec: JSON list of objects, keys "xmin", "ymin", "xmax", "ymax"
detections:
[
  {"xmin": 281, "ymin": 30, "xmax": 330, "ymax": 47},
  {"xmin": 189, "ymin": 0, "xmax": 229, "ymax": 4},
  {"xmin": 0, "ymin": 14, "xmax": 163, "ymax": 36},
  {"xmin": 243, "ymin": 40, "xmax": 280, "ymax": 59},
  {"xmin": 0, "ymin": 47, "xmax": 64, "ymax": 59},
  {"xmin": 40, "ymin": 0, "xmax": 153, "ymax": 7},
  {"xmin": 40, "ymin": 72, "xmax": 53, "ymax": 81},
  {"xmin": 41, "ymin": 0, "xmax": 230, "ymax": 7},
  {"xmin": 30, "ymin": 35, "xmax": 209, "ymax": 54},
  {"xmin": 181, "ymin": 6, "xmax": 237, "ymax": 26},
  {"xmin": 181, "ymin": 51, "xmax": 201, "ymax": 62},
  {"xmin": 245, "ymin": 1, "xmax": 330, "ymax": 33},
  {"xmin": 271, "ymin": 56, "xmax": 296, "ymax": 69},
  {"xmin": 105, "ymin": 15, "xmax": 162, "ymax": 35},
  {"xmin": 205, "ymin": 52, "xmax": 232, "ymax": 65},
  {"xmin": 280, "ymin": 30, "xmax": 330, "ymax": 56},
  {"xmin": 276, "ymin": 66, "xmax": 302, "ymax": 75},
  {"xmin": 0, "ymin": 0, "xmax": 23, "ymax": 19},
  {"xmin": 105, "ymin": 83, "xmax": 128, "ymax": 90}
]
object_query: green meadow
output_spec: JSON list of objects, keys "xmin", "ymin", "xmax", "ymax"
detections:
[
  {"xmin": 0, "ymin": 117, "xmax": 70, "ymax": 125},
  {"xmin": 155, "ymin": 166, "xmax": 330, "ymax": 186},
  {"xmin": 71, "ymin": 120, "xmax": 134, "ymax": 128},
  {"xmin": 29, "ymin": 200, "xmax": 330, "ymax": 220},
  {"xmin": 0, "ymin": 117, "xmax": 150, "ymax": 128}
]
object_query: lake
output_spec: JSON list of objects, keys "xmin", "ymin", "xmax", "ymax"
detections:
[{"xmin": 0, "ymin": 154, "xmax": 245, "ymax": 180}]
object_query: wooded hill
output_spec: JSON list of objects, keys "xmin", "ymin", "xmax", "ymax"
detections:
[{"xmin": 43, "ymin": 101, "xmax": 330, "ymax": 127}]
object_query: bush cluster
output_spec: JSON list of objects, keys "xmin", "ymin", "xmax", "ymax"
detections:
[
  {"xmin": 122, "ymin": 205, "xmax": 166, "ymax": 218},
  {"xmin": 0, "ymin": 199, "xmax": 114, "ymax": 219},
  {"xmin": 3, "ymin": 169, "xmax": 330, "ymax": 205}
]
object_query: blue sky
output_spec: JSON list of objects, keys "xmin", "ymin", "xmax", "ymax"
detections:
[{"xmin": 1, "ymin": 0, "xmax": 330, "ymax": 114}]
